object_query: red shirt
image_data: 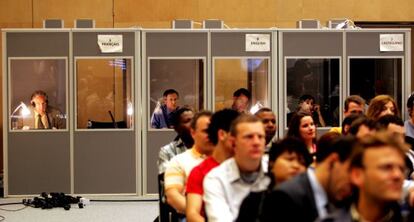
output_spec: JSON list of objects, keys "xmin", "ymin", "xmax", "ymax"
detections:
[{"xmin": 186, "ymin": 156, "xmax": 219, "ymax": 195}]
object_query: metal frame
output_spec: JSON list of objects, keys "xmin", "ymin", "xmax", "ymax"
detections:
[
  {"xmin": 73, "ymin": 56, "xmax": 135, "ymax": 132},
  {"xmin": 346, "ymin": 55, "xmax": 405, "ymax": 115},
  {"xmin": 281, "ymin": 56, "xmax": 342, "ymax": 131},
  {"xmin": 146, "ymin": 56, "xmax": 207, "ymax": 131},
  {"xmin": 7, "ymin": 56, "xmax": 69, "ymax": 133},
  {"xmin": 211, "ymin": 56, "xmax": 272, "ymax": 112}
]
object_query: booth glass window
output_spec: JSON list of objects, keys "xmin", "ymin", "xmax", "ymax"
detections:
[
  {"xmin": 149, "ymin": 58, "xmax": 204, "ymax": 129},
  {"xmin": 214, "ymin": 58, "xmax": 269, "ymax": 113},
  {"xmin": 76, "ymin": 58, "xmax": 133, "ymax": 129},
  {"xmin": 9, "ymin": 58, "xmax": 67, "ymax": 130},
  {"xmin": 286, "ymin": 58, "xmax": 340, "ymax": 127},
  {"xmin": 349, "ymin": 58, "xmax": 402, "ymax": 111}
]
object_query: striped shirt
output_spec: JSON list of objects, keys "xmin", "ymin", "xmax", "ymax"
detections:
[
  {"xmin": 164, "ymin": 147, "xmax": 206, "ymax": 192},
  {"xmin": 158, "ymin": 137, "xmax": 190, "ymax": 174}
]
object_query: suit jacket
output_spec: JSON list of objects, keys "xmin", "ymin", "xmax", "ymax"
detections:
[
  {"xmin": 18, "ymin": 106, "xmax": 65, "ymax": 129},
  {"xmin": 260, "ymin": 172, "xmax": 318, "ymax": 222}
]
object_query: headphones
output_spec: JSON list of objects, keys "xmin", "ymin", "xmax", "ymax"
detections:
[{"xmin": 30, "ymin": 90, "xmax": 48, "ymax": 108}]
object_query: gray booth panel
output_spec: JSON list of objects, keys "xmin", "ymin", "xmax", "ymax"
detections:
[
  {"xmin": 6, "ymin": 32, "xmax": 69, "ymax": 57},
  {"xmin": 211, "ymin": 32, "xmax": 272, "ymax": 56},
  {"xmin": 74, "ymin": 131, "xmax": 136, "ymax": 194},
  {"xmin": 145, "ymin": 32, "xmax": 208, "ymax": 57},
  {"xmin": 346, "ymin": 32, "xmax": 406, "ymax": 56},
  {"xmin": 146, "ymin": 131, "xmax": 176, "ymax": 194},
  {"xmin": 73, "ymin": 32, "xmax": 135, "ymax": 56},
  {"xmin": 8, "ymin": 132, "xmax": 70, "ymax": 195},
  {"xmin": 282, "ymin": 32, "xmax": 343, "ymax": 56}
]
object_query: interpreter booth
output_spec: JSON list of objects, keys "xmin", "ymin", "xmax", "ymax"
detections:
[
  {"xmin": 72, "ymin": 28, "xmax": 140, "ymax": 195},
  {"xmin": 3, "ymin": 29, "xmax": 71, "ymax": 195},
  {"xmin": 210, "ymin": 29, "xmax": 276, "ymax": 115},
  {"xmin": 345, "ymin": 29, "xmax": 411, "ymax": 120},
  {"xmin": 277, "ymin": 29, "xmax": 411, "ymax": 137},
  {"xmin": 142, "ymin": 29, "xmax": 208, "ymax": 195},
  {"xmin": 2, "ymin": 28, "xmax": 141, "ymax": 196}
]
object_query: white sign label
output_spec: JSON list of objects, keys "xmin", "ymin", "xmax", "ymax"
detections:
[
  {"xmin": 245, "ymin": 34, "xmax": 270, "ymax": 52},
  {"xmin": 97, "ymin": 35, "xmax": 123, "ymax": 53},
  {"xmin": 380, "ymin": 34, "xmax": 404, "ymax": 52}
]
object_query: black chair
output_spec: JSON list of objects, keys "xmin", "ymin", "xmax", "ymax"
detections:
[{"xmin": 158, "ymin": 173, "xmax": 182, "ymax": 222}]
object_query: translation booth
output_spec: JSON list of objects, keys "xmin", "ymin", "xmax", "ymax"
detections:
[
  {"xmin": 277, "ymin": 28, "xmax": 411, "ymax": 137},
  {"xmin": 211, "ymin": 29, "xmax": 275, "ymax": 116},
  {"xmin": 72, "ymin": 28, "xmax": 140, "ymax": 195},
  {"xmin": 3, "ymin": 29, "xmax": 70, "ymax": 195},
  {"xmin": 2, "ymin": 28, "xmax": 142, "ymax": 196},
  {"xmin": 142, "ymin": 29, "xmax": 208, "ymax": 195}
]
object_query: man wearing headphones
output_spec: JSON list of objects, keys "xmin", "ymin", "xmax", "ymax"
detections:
[{"xmin": 19, "ymin": 90, "xmax": 65, "ymax": 130}]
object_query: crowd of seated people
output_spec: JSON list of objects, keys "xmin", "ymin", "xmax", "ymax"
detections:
[{"xmin": 157, "ymin": 93, "xmax": 414, "ymax": 222}]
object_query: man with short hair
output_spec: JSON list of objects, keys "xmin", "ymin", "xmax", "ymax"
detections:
[
  {"xmin": 261, "ymin": 135, "xmax": 358, "ymax": 222},
  {"xmin": 231, "ymin": 88, "xmax": 251, "ymax": 113},
  {"xmin": 255, "ymin": 107, "xmax": 277, "ymax": 148},
  {"xmin": 186, "ymin": 109, "xmax": 239, "ymax": 222},
  {"xmin": 158, "ymin": 106, "xmax": 195, "ymax": 175},
  {"xmin": 151, "ymin": 89, "xmax": 179, "ymax": 128},
  {"xmin": 19, "ymin": 90, "xmax": 65, "ymax": 129},
  {"xmin": 203, "ymin": 114, "xmax": 269, "ymax": 222},
  {"xmin": 348, "ymin": 132, "xmax": 408, "ymax": 222},
  {"xmin": 164, "ymin": 111, "xmax": 213, "ymax": 215},
  {"xmin": 330, "ymin": 95, "xmax": 365, "ymax": 134}
]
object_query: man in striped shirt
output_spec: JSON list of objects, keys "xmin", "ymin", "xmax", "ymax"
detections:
[{"xmin": 164, "ymin": 111, "xmax": 214, "ymax": 215}]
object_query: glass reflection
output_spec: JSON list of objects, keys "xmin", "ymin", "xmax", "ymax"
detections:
[
  {"xmin": 286, "ymin": 58, "xmax": 340, "ymax": 127},
  {"xmin": 149, "ymin": 59, "xmax": 204, "ymax": 129},
  {"xmin": 10, "ymin": 59, "xmax": 67, "ymax": 130},
  {"xmin": 76, "ymin": 58, "xmax": 133, "ymax": 129},
  {"xmin": 214, "ymin": 58, "xmax": 269, "ymax": 113},
  {"xmin": 350, "ymin": 58, "xmax": 402, "ymax": 111}
]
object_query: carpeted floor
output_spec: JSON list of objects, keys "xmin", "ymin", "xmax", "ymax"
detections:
[{"xmin": 0, "ymin": 197, "xmax": 159, "ymax": 222}]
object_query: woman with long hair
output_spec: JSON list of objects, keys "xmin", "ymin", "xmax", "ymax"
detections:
[
  {"xmin": 366, "ymin": 94, "xmax": 399, "ymax": 121},
  {"xmin": 287, "ymin": 112, "xmax": 317, "ymax": 154}
]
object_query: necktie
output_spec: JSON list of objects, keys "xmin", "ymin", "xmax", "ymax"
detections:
[{"xmin": 37, "ymin": 114, "xmax": 45, "ymax": 129}]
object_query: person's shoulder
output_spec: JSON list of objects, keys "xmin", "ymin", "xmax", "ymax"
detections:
[
  {"xmin": 277, "ymin": 172, "xmax": 309, "ymax": 194},
  {"xmin": 205, "ymin": 158, "xmax": 228, "ymax": 177}
]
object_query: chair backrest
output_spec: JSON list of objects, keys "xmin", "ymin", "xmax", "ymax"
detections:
[{"xmin": 158, "ymin": 173, "xmax": 180, "ymax": 222}]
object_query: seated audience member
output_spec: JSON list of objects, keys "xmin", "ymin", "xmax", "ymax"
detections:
[
  {"xmin": 203, "ymin": 114, "xmax": 269, "ymax": 222},
  {"xmin": 348, "ymin": 116, "xmax": 377, "ymax": 139},
  {"xmin": 287, "ymin": 112, "xmax": 317, "ymax": 155},
  {"xmin": 158, "ymin": 106, "xmax": 194, "ymax": 175},
  {"xmin": 287, "ymin": 94, "xmax": 326, "ymax": 127},
  {"xmin": 164, "ymin": 111, "xmax": 213, "ymax": 215},
  {"xmin": 254, "ymin": 107, "xmax": 277, "ymax": 149},
  {"xmin": 376, "ymin": 114, "xmax": 414, "ymax": 179},
  {"xmin": 405, "ymin": 93, "xmax": 414, "ymax": 139},
  {"xmin": 236, "ymin": 137, "xmax": 312, "ymax": 222},
  {"xmin": 330, "ymin": 95, "xmax": 365, "ymax": 134},
  {"xmin": 347, "ymin": 132, "xmax": 409, "ymax": 222},
  {"xmin": 151, "ymin": 89, "xmax": 179, "ymax": 128},
  {"xmin": 341, "ymin": 113, "xmax": 363, "ymax": 135},
  {"xmin": 261, "ymin": 135, "xmax": 358, "ymax": 222},
  {"xmin": 231, "ymin": 88, "xmax": 251, "ymax": 113},
  {"xmin": 18, "ymin": 90, "xmax": 65, "ymax": 129},
  {"xmin": 186, "ymin": 109, "xmax": 239, "ymax": 222},
  {"xmin": 366, "ymin": 94, "xmax": 399, "ymax": 121}
]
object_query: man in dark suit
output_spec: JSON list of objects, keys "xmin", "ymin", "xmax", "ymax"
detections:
[
  {"xmin": 18, "ymin": 90, "xmax": 65, "ymax": 130},
  {"xmin": 260, "ymin": 134, "xmax": 358, "ymax": 222}
]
